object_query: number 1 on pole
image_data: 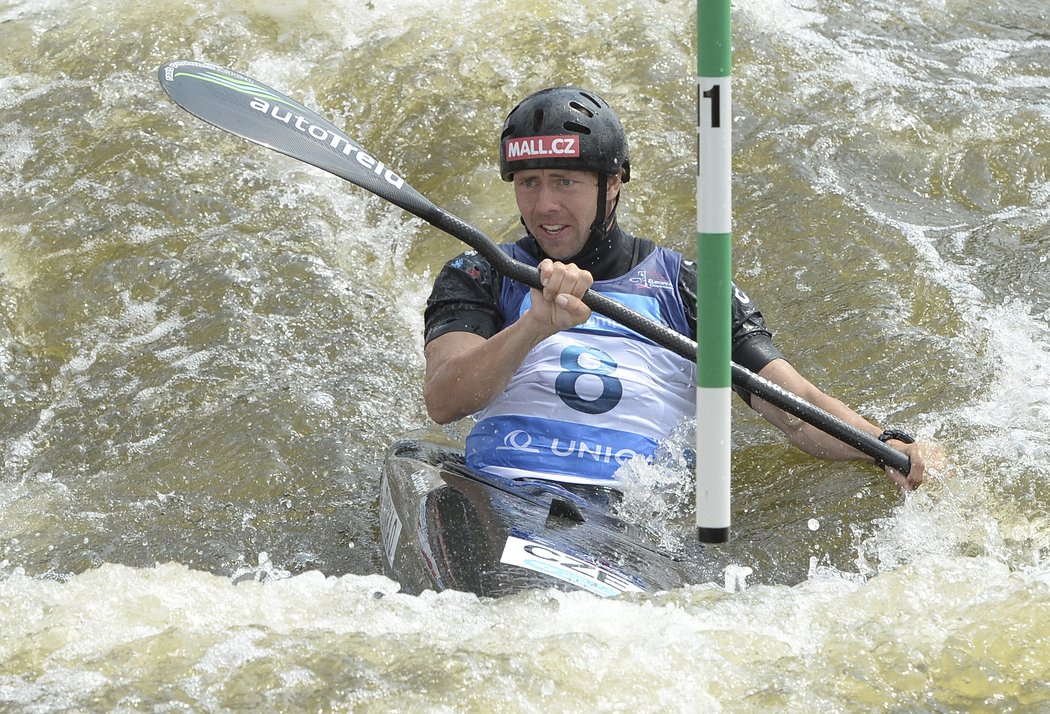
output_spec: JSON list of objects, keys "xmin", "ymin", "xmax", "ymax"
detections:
[
  {"xmin": 701, "ymin": 83, "xmax": 721, "ymax": 128},
  {"xmin": 696, "ymin": 0, "xmax": 732, "ymax": 544}
]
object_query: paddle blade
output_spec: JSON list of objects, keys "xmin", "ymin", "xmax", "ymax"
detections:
[{"xmin": 157, "ymin": 60, "xmax": 432, "ymax": 219}]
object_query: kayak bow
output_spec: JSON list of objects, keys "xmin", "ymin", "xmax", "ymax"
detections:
[{"xmin": 380, "ymin": 435, "xmax": 706, "ymax": 597}]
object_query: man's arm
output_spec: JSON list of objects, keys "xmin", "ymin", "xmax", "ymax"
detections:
[
  {"xmin": 423, "ymin": 260, "xmax": 593, "ymax": 424},
  {"xmin": 750, "ymin": 358, "xmax": 928, "ymax": 491},
  {"xmin": 424, "ymin": 323, "xmax": 544, "ymax": 424}
]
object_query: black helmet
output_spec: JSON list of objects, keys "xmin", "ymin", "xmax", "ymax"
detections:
[{"xmin": 499, "ymin": 87, "xmax": 631, "ymax": 183}]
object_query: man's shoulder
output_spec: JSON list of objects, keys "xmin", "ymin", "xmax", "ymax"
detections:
[
  {"xmin": 622, "ymin": 232, "xmax": 680, "ymax": 266},
  {"xmin": 446, "ymin": 249, "xmax": 489, "ymax": 270}
]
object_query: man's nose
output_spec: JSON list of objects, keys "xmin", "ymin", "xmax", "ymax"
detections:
[{"xmin": 535, "ymin": 183, "xmax": 560, "ymax": 212}]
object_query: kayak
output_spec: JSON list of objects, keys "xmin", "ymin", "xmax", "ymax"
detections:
[{"xmin": 379, "ymin": 432, "xmax": 707, "ymax": 598}]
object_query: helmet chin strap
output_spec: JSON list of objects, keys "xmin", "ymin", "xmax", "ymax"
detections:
[
  {"xmin": 589, "ymin": 175, "xmax": 611, "ymax": 238},
  {"xmin": 575, "ymin": 174, "xmax": 621, "ymax": 255}
]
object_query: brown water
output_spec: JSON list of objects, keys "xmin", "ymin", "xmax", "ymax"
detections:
[{"xmin": 2, "ymin": 0, "xmax": 1049, "ymax": 710}]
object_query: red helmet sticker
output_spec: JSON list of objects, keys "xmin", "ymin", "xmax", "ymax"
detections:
[{"xmin": 504, "ymin": 135, "xmax": 580, "ymax": 161}]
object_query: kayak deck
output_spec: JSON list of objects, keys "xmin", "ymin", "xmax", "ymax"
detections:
[{"xmin": 379, "ymin": 437, "xmax": 707, "ymax": 597}]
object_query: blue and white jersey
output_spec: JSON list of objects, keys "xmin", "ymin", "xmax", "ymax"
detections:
[{"xmin": 465, "ymin": 245, "xmax": 695, "ymax": 486}]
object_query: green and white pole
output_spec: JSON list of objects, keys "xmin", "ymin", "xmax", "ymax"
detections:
[{"xmin": 696, "ymin": 0, "xmax": 732, "ymax": 543}]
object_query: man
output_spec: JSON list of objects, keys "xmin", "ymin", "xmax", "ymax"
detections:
[{"xmin": 423, "ymin": 86, "xmax": 928, "ymax": 492}]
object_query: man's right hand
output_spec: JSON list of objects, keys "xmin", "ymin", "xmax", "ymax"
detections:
[{"xmin": 527, "ymin": 258, "xmax": 594, "ymax": 333}]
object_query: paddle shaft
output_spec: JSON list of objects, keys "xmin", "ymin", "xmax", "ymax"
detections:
[{"xmin": 158, "ymin": 60, "xmax": 912, "ymax": 476}]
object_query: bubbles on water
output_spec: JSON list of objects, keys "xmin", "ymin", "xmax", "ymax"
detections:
[
  {"xmin": 0, "ymin": 121, "xmax": 35, "ymax": 180},
  {"xmin": 723, "ymin": 564, "xmax": 754, "ymax": 592},
  {"xmin": 613, "ymin": 424, "xmax": 697, "ymax": 551},
  {"xmin": 231, "ymin": 551, "xmax": 292, "ymax": 585}
]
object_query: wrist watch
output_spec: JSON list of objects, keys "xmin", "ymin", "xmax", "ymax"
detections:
[
  {"xmin": 878, "ymin": 428, "xmax": 915, "ymax": 445},
  {"xmin": 874, "ymin": 428, "xmax": 915, "ymax": 470}
]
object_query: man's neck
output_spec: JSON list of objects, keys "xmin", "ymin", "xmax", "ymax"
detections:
[{"xmin": 524, "ymin": 224, "xmax": 640, "ymax": 281}]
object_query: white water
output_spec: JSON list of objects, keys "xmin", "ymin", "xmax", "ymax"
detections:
[{"xmin": 2, "ymin": 0, "xmax": 1049, "ymax": 710}]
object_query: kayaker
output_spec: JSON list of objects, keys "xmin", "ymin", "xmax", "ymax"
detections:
[{"xmin": 422, "ymin": 86, "xmax": 930, "ymax": 492}]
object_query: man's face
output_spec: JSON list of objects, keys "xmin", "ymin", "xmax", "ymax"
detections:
[{"xmin": 513, "ymin": 168, "xmax": 621, "ymax": 261}]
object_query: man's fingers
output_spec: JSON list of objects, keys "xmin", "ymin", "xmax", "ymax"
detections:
[
  {"xmin": 553, "ymin": 293, "xmax": 591, "ymax": 328},
  {"xmin": 541, "ymin": 261, "xmax": 592, "ymax": 300}
]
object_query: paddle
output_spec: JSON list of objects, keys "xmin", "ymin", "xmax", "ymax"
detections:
[{"xmin": 156, "ymin": 59, "xmax": 911, "ymax": 476}]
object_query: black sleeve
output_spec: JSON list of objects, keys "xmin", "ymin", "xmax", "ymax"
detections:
[
  {"xmin": 423, "ymin": 251, "xmax": 504, "ymax": 345},
  {"xmin": 678, "ymin": 260, "xmax": 786, "ymax": 404}
]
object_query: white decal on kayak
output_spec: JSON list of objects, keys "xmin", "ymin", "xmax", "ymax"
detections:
[
  {"xmin": 379, "ymin": 476, "xmax": 402, "ymax": 567},
  {"xmin": 500, "ymin": 535, "xmax": 644, "ymax": 597}
]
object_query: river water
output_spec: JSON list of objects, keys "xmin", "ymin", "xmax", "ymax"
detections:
[{"xmin": 2, "ymin": 0, "xmax": 1049, "ymax": 710}]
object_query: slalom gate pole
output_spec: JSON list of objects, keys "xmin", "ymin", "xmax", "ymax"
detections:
[{"xmin": 695, "ymin": 0, "xmax": 733, "ymax": 544}]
